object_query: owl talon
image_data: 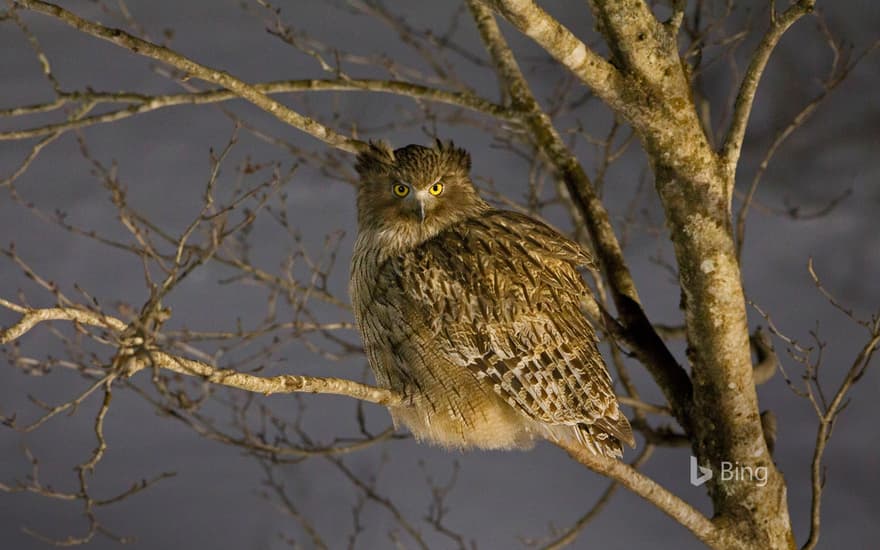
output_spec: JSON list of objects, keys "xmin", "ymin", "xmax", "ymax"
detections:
[{"xmin": 399, "ymin": 386, "xmax": 416, "ymax": 407}]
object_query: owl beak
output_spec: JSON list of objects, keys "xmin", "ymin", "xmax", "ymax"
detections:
[
  {"xmin": 418, "ymin": 198, "xmax": 426, "ymax": 223},
  {"xmin": 412, "ymin": 190, "xmax": 429, "ymax": 223}
]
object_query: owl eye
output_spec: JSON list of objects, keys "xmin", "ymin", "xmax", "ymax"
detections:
[
  {"xmin": 392, "ymin": 183, "xmax": 410, "ymax": 198},
  {"xmin": 428, "ymin": 182, "xmax": 444, "ymax": 196}
]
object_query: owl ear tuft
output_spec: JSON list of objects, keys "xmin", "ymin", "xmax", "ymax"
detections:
[
  {"xmin": 355, "ymin": 140, "xmax": 395, "ymax": 177},
  {"xmin": 436, "ymin": 139, "xmax": 471, "ymax": 174}
]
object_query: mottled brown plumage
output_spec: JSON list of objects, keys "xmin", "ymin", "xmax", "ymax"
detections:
[{"xmin": 350, "ymin": 141, "xmax": 634, "ymax": 457}]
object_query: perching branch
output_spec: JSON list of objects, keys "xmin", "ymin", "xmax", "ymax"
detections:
[
  {"xmin": 0, "ymin": 298, "xmax": 401, "ymax": 407},
  {"xmin": 0, "ymin": 294, "xmax": 718, "ymax": 548},
  {"xmin": 555, "ymin": 439, "xmax": 728, "ymax": 550},
  {"xmin": 540, "ymin": 444, "xmax": 655, "ymax": 550}
]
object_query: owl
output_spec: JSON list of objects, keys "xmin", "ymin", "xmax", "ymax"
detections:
[{"xmin": 350, "ymin": 140, "xmax": 634, "ymax": 457}]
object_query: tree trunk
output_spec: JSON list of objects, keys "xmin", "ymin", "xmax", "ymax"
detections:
[{"xmin": 652, "ymin": 151, "xmax": 795, "ymax": 549}]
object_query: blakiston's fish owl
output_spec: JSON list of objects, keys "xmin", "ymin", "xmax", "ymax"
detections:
[{"xmin": 350, "ymin": 141, "xmax": 634, "ymax": 457}]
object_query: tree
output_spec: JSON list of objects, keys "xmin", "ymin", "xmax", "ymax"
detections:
[{"xmin": 1, "ymin": 1, "xmax": 877, "ymax": 548}]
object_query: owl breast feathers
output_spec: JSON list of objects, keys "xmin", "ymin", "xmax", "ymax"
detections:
[{"xmin": 350, "ymin": 141, "xmax": 634, "ymax": 458}]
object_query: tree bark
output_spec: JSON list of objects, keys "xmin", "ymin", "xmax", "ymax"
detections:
[{"xmin": 653, "ymin": 159, "xmax": 794, "ymax": 550}]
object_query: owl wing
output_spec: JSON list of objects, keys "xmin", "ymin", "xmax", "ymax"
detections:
[{"xmin": 383, "ymin": 210, "xmax": 634, "ymax": 449}]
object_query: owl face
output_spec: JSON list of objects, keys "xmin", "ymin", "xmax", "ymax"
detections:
[{"xmin": 355, "ymin": 141, "xmax": 488, "ymax": 239}]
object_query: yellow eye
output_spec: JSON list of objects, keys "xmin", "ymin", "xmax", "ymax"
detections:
[
  {"xmin": 392, "ymin": 183, "xmax": 410, "ymax": 197},
  {"xmin": 428, "ymin": 182, "xmax": 444, "ymax": 196}
]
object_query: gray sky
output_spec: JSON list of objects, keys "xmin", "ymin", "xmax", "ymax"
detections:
[{"xmin": 1, "ymin": 1, "xmax": 878, "ymax": 548}]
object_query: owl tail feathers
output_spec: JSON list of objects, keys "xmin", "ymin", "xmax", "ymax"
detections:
[
  {"xmin": 575, "ymin": 414, "xmax": 636, "ymax": 459},
  {"xmin": 597, "ymin": 413, "xmax": 636, "ymax": 449}
]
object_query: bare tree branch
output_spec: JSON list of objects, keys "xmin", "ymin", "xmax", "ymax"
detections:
[
  {"xmin": 720, "ymin": 1, "xmax": 816, "ymax": 178},
  {"xmin": 555, "ymin": 439, "xmax": 728, "ymax": 549},
  {"xmin": 540, "ymin": 444, "xmax": 655, "ymax": 550},
  {"xmin": 0, "ymin": 299, "xmax": 402, "ymax": 406},
  {"xmin": 0, "ymin": 79, "xmax": 515, "ymax": 142},
  {"xmin": 801, "ymin": 261, "xmax": 880, "ymax": 550},
  {"xmin": 735, "ymin": 29, "xmax": 879, "ymax": 259},
  {"xmin": 15, "ymin": 0, "xmax": 368, "ymax": 153},
  {"xmin": 482, "ymin": 0, "xmax": 628, "ymax": 115}
]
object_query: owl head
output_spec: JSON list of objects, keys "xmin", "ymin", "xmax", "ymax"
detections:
[{"xmin": 354, "ymin": 140, "xmax": 488, "ymax": 240}]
